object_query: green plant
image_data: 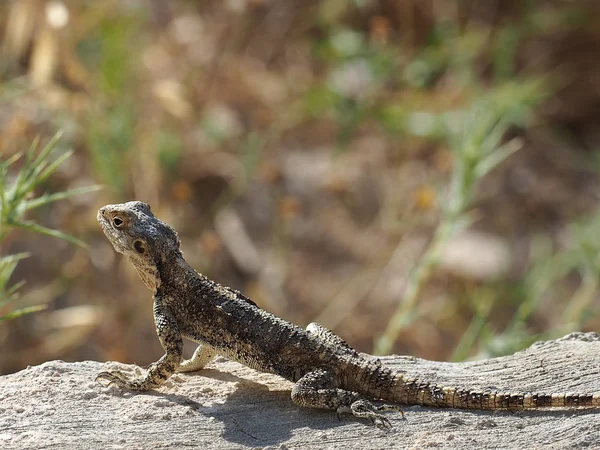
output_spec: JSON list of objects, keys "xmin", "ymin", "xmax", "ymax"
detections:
[
  {"xmin": 374, "ymin": 81, "xmax": 546, "ymax": 355},
  {"xmin": 475, "ymin": 213, "xmax": 600, "ymax": 359},
  {"xmin": 0, "ymin": 132, "xmax": 102, "ymax": 321}
]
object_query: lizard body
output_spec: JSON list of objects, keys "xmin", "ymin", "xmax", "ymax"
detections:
[{"xmin": 96, "ymin": 201, "xmax": 600, "ymax": 427}]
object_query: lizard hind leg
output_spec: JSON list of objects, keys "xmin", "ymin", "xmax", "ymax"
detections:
[
  {"xmin": 177, "ymin": 343, "xmax": 216, "ymax": 373},
  {"xmin": 291, "ymin": 369, "xmax": 400, "ymax": 428}
]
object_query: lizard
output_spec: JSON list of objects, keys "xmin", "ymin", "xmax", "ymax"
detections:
[{"xmin": 95, "ymin": 201, "xmax": 600, "ymax": 427}]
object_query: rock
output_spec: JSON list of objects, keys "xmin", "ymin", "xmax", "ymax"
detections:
[{"xmin": 1, "ymin": 333, "xmax": 599, "ymax": 449}]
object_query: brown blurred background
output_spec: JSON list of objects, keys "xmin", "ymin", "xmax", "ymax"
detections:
[{"xmin": 1, "ymin": 0, "xmax": 600, "ymax": 375}]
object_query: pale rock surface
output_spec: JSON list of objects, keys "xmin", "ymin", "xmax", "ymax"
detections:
[{"xmin": 1, "ymin": 333, "xmax": 599, "ymax": 449}]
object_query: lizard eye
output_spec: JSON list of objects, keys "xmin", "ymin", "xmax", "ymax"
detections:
[
  {"xmin": 113, "ymin": 217, "xmax": 124, "ymax": 227},
  {"xmin": 134, "ymin": 240, "xmax": 146, "ymax": 254}
]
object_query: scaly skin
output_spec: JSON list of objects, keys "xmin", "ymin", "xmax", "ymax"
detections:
[{"xmin": 95, "ymin": 201, "xmax": 600, "ymax": 427}]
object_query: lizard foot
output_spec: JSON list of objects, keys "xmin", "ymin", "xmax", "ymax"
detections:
[
  {"xmin": 176, "ymin": 358, "xmax": 205, "ymax": 373},
  {"xmin": 349, "ymin": 399, "xmax": 405, "ymax": 428},
  {"xmin": 95, "ymin": 370, "xmax": 149, "ymax": 391}
]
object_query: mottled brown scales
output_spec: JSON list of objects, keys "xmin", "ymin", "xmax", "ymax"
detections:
[{"xmin": 95, "ymin": 201, "xmax": 600, "ymax": 427}]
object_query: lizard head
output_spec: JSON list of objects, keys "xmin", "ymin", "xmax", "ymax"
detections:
[{"xmin": 97, "ymin": 201, "xmax": 181, "ymax": 291}]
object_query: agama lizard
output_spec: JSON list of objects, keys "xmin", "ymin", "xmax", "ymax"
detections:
[{"xmin": 95, "ymin": 201, "xmax": 600, "ymax": 427}]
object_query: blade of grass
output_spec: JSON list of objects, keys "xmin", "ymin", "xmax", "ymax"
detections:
[
  {"xmin": 10, "ymin": 137, "xmax": 39, "ymax": 199},
  {"xmin": 6, "ymin": 280, "xmax": 26, "ymax": 295},
  {"xmin": 19, "ymin": 150, "xmax": 73, "ymax": 198},
  {"xmin": 0, "ymin": 304, "xmax": 47, "ymax": 322},
  {"xmin": 4, "ymin": 152, "xmax": 23, "ymax": 167},
  {"xmin": 475, "ymin": 137, "xmax": 523, "ymax": 178},
  {"xmin": 19, "ymin": 185, "xmax": 103, "ymax": 212},
  {"xmin": 9, "ymin": 220, "xmax": 88, "ymax": 248},
  {"xmin": 0, "ymin": 253, "xmax": 30, "ymax": 283},
  {"xmin": 32, "ymin": 131, "xmax": 63, "ymax": 167},
  {"xmin": 0, "ymin": 252, "xmax": 30, "ymax": 265}
]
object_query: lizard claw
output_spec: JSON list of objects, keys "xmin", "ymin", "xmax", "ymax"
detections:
[
  {"xmin": 350, "ymin": 399, "xmax": 402, "ymax": 429},
  {"xmin": 376, "ymin": 403, "xmax": 406, "ymax": 420},
  {"xmin": 95, "ymin": 370, "xmax": 127, "ymax": 386},
  {"xmin": 95, "ymin": 371, "xmax": 146, "ymax": 391}
]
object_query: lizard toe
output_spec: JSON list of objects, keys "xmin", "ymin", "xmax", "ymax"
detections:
[
  {"xmin": 95, "ymin": 371, "xmax": 149, "ymax": 390},
  {"xmin": 375, "ymin": 403, "xmax": 406, "ymax": 420},
  {"xmin": 95, "ymin": 371, "xmax": 129, "ymax": 386},
  {"xmin": 350, "ymin": 399, "xmax": 397, "ymax": 429}
]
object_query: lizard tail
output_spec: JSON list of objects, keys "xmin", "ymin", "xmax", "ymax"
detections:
[
  {"xmin": 388, "ymin": 375, "xmax": 600, "ymax": 409},
  {"xmin": 351, "ymin": 362, "xmax": 600, "ymax": 409}
]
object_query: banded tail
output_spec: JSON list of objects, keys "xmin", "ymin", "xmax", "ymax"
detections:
[
  {"xmin": 352, "ymin": 362, "xmax": 600, "ymax": 410},
  {"xmin": 389, "ymin": 376, "xmax": 600, "ymax": 409}
]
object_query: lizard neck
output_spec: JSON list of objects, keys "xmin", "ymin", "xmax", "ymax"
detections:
[
  {"xmin": 154, "ymin": 252, "xmax": 196, "ymax": 293},
  {"xmin": 128, "ymin": 247, "xmax": 192, "ymax": 295}
]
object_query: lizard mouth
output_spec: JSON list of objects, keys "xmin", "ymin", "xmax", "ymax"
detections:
[
  {"xmin": 97, "ymin": 209, "xmax": 109, "ymax": 233},
  {"xmin": 97, "ymin": 209, "xmax": 121, "ymax": 250}
]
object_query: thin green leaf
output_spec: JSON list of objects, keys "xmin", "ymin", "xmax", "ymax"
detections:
[
  {"xmin": 474, "ymin": 137, "xmax": 523, "ymax": 178},
  {"xmin": 9, "ymin": 142, "xmax": 36, "ymax": 204},
  {"xmin": 0, "ymin": 304, "xmax": 47, "ymax": 322},
  {"xmin": 9, "ymin": 219, "xmax": 88, "ymax": 248},
  {"xmin": 6, "ymin": 279, "xmax": 26, "ymax": 295},
  {"xmin": 0, "ymin": 255, "xmax": 28, "ymax": 297},
  {"xmin": 17, "ymin": 150, "xmax": 69, "ymax": 201},
  {"xmin": 0, "ymin": 282, "xmax": 25, "ymax": 308},
  {"xmin": 0, "ymin": 164, "xmax": 6, "ymax": 206},
  {"xmin": 32, "ymin": 131, "xmax": 62, "ymax": 167},
  {"xmin": 479, "ymin": 114, "xmax": 512, "ymax": 155},
  {"xmin": 0, "ymin": 254, "xmax": 29, "ymax": 308},
  {"xmin": 0, "ymin": 253, "xmax": 30, "ymax": 282},
  {"xmin": 19, "ymin": 185, "xmax": 104, "ymax": 212},
  {"xmin": 27, "ymin": 135, "xmax": 40, "ymax": 157},
  {"xmin": 0, "ymin": 152, "xmax": 23, "ymax": 201},
  {"xmin": 23, "ymin": 150, "xmax": 73, "ymax": 194},
  {"xmin": 0, "ymin": 252, "xmax": 30, "ymax": 267},
  {"xmin": 3, "ymin": 152, "xmax": 23, "ymax": 167},
  {"xmin": 12, "ymin": 133, "xmax": 65, "ymax": 202}
]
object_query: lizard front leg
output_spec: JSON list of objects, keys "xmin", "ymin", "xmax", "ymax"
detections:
[
  {"xmin": 291, "ymin": 369, "xmax": 402, "ymax": 428},
  {"xmin": 96, "ymin": 305, "xmax": 183, "ymax": 391}
]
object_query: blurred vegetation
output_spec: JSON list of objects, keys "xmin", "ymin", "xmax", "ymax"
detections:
[
  {"xmin": 0, "ymin": 133, "xmax": 100, "ymax": 321},
  {"xmin": 1, "ymin": 0, "xmax": 600, "ymax": 373}
]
